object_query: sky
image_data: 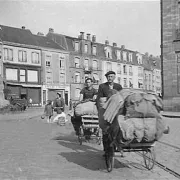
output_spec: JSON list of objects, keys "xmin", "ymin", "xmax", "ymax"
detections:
[{"xmin": 0, "ymin": 0, "xmax": 160, "ymax": 56}]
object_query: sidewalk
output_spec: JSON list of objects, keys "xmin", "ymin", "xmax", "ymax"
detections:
[
  {"xmin": 161, "ymin": 111, "xmax": 180, "ymax": 118},
  {"xmin": 0, "ymin": 107, "xmax": 44, "ymax": 121}
]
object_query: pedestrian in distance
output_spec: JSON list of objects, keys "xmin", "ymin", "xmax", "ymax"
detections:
[{"xmin": 43, "ymin": 100, "xmax": 53, "ymax": 123}]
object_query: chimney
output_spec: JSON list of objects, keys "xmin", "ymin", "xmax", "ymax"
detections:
[
  {"xmin": 22, "ymin": 26, "xmax": 25, "ymax": 30},
  {"xmin": 121, "ymin": 45, "xmax": 125, "ymax": 49},
  {"xmin": 80, "ymin": 32, "xmax": 85, "ymax": 39},
  {"xmin": 92, "ymin": 35, "xmax": 96, "ymax": 42},
  {"xmin": 37, "ymin": 32, "xmax": 44, "ymax": 36},
  {"xmin": 105, "ymin": 40, "xmax": 109, "ymax": 45},
  {"xmin": 87, "ymin": 33, "xmax": 91, "ymax": 40},
  {"xmin": 113, "ymin": 42, "xmax": 117, "ymax": 47},
  {"xmin": 49, "ymin": 28, "xmax": 54, "ymax": 33}
]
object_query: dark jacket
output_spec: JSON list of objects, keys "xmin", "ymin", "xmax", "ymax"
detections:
[
  {"xmin": 97, "ymin": 82, "xmax": 122, "ymax": 99},
  {"xmin": 53, "ymin": 98, "xmax": 65, "ymax": 114}
]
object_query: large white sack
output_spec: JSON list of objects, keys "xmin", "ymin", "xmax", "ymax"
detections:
[{"xmin": 75, "ymin": 101, "xmax": 98, "ymax": 116}]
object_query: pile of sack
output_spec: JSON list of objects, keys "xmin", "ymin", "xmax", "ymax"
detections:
[
  {"xmin": 103, "ymin": 89, "xmax": 168, "ymax": 143},
  {"xmin": 74, "ymin": 101, "xmax": 98, "ymax": 117}
]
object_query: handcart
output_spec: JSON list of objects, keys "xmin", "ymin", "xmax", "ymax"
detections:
[
  {"xmin": 78, "ymin": 115, "xmax": 102, "ymax": 145},
  {"xmin": 105, "ymin": 140, "xmax": 156, "ymax": 172}
]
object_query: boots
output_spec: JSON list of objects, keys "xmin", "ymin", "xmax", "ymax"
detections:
[{"xmin": 102, "ymin": 134, "xmax": 109, "ymax": 157}]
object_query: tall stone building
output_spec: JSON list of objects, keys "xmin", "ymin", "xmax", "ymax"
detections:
[{"xmin": 161, "ymin": 0, "xmax": 180, "ymax": 110}]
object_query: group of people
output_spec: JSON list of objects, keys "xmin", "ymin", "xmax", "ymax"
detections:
[
  {"xmin": 43, "ymin": 92, "xmax": 65, "ymax": 123},
  {"xmin": 71, "ymin": 70, "xmax": 122, "ymax": 156},
  {"xmin": 44, "ymin": 70, "xmax": 122, "ymax": 156}
]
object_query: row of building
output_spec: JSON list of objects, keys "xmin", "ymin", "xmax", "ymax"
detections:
[{"xmin": 0, "ymin": 24, "xmax": 161, "ymax": 106}]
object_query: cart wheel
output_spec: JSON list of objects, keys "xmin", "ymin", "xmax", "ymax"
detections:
[
  {"xmin": 143, "ymin": 147, "xmax": 155, "ymax": 170},
  {"xmin": 105, "ymin": 154, "xmax": 114, "ymax": 172}
]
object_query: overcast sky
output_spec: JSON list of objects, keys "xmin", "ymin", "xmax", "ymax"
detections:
[{"xmin": 0, "ymin": 0, "xmax": 160, "ymax": 56}]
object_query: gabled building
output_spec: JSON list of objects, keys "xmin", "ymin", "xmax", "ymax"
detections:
[
  {"xmin": 0, "ymin": 25, "xmax": 42, "ymax": 106},
  {"xmin": 33, "ymin": 33, "xmax": 70, "ymax": 105},
  {"xmin": 46, "ymin": 30, "xmax": 102, "ymax": 102}
]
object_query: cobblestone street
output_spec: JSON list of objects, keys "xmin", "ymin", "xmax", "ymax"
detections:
[{"xmin": 0, "ymin": 109, "xmax": 179, "ymax": 180}]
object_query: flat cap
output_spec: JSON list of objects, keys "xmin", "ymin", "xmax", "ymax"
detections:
[{"xmin": 105, "ymin": 71, "xmax": 116, "ymax": 77}]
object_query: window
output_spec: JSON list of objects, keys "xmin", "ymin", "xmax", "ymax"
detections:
[
  {"xmin": 117, "ymin": 64, "xmax": 121, "ymax": 74},
  {"xmin": 46, "ymin": 55, "xmax": 51, "ymax": 67},
  {"xmin": 117, "ymin": 50, "xmax": 121, "ymax": 60},
  {"xmin": 74, "ymin": 57, "xmax": 80, "ymax": 68},
  {"xmin": 32, "ymin": 52, "xmax": 40, "ymax": 64},
  {"xmin": 4, "ymin": 48, "xmax": 13, "ymax": 61},
  {"xmin": 84, "ymin": 59, "xmax": 89, "ymax": 70},
  {"xmin": 92, "ymin": 60, "xmax": 98, "ymax": 70},
  {"xmin": 27, "ymin": 70, "xmax": 38, "ymax": 82},
  {"xmin": 85, "ymin": 44, "xmax": 88, "ymax": 53},
  {"xmin": 92, "ymin": 46, "xmax": 96, "ymax": 55},
  {"xmin": 20, "ymin": 69, "xmax": 26, "ymax": 82},
  {"xmin": 60, "ymin": 59, "xmax": 65, "ymax": 69},
  {"xmin": 129, "ymin": 78, "xmax": 133, "ymax": 88},
  {"xmin": 75, "ymin": 42, "xmax": 79, "ymax": 51},
  {"xmin": 123, "ymin": 65, "xmax": 127, "ymax": 75},
  {"xmin": 18, "ymin": 50, "xmax": 27, "ymax": 62},
  {"xmin": 75, "ymin": 88, "xmax": 81, "ymax": 99},
  {"xmin": 138, "ymin": 67, "xmax": 143, "ymax": 77},
  {"xmin": 123, "ymin": 78, "xmax": 127, "ymax": 87},
  {"xmin": 106, "ymin": 62, "xmax": 112, "ymax": 72},
  {"xmin": 129, "ymin": 66, "xmax": 133, "ymax": 75},
  {"xmin": 46, "ymin": 71, "xmax": 52, "ymax": 84},
  {"xmin": 129, "ymin": 53, "xmax": 133, "ymax": 62},
  {"xmin": 75, "ymin": 72, "xmax": 80, "ymax": 83},
  {"xmin": 123, "ymin": 51, "xmax": 127, "ymax": 61},
  {"xmin": 117, "ymin": 77, "xmax": 121, "ymax": 84},
  {"xmin": 138, "ymin": 79, "xmax": 143, "ymax": 88},
  {"xmin": 60, "ymin": 73, "xmax": 65, "ymax": 83},
  {"xmin": 6, "ymin": 68, "xmax": 18, "ymax": 81},
  {"xmin": 149, "ymin": 74, "xmax": 151, "ymax": 81}
]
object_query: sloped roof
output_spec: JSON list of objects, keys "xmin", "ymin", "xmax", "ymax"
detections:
[
  {"xmin": 46, "ymin": 32, "xmax": 70, "ymax": 50},
  {"xmin": 0, "ymin": 24, "xmax": 38, "ymax": 46},
  {"xmin": 33, "ymin": 34, "xmax": 64, "ymax": 50}
]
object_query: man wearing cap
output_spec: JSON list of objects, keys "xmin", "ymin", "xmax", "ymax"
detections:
[{"xmin": 97, "ymin": 71, "xmax": 122, "ymax": 156}]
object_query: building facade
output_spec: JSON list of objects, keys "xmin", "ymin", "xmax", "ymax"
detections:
[
  {"xmin": 99, "ymin": 41, "xmax": 144, "ymax": 90},
  {"xmin": 0, "ymin": 25, "xmax": 42, "ymax": 105},
  {"xmin": 161, "ymin": 0, "xmax": 180, "ymax": 110},
  {"xmin": 47, "ymin": 30, "xmax": 102, "ymax": 102},
  {"xmin": 34, "ymin": 34, "xmax": 70, "ymax": 106}
]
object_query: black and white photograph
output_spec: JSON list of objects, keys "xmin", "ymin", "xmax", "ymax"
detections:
[{"xmin": 0, "ymin": 0, "xmax": 179, "ymax": 179}]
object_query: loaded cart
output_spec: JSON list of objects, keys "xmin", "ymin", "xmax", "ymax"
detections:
[
  {"xmin": 101, "ymin": 89, "xmax": 169, "ymax": 172},
  {"xmin": 105, "ymin": 139, "xmax": 156, "ymax": 172},
  {"xmin": 78, "ymin": 115, "xmax": 102, "ymax": 145}
]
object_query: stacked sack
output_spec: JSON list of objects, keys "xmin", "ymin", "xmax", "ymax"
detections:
[
  {"xmin": 74, "ymin": 101, "xmax": 98, "ymax": 117},
  {"xmin": 103, "ymin": 89, "xmax": 167, "ymax": 143}
]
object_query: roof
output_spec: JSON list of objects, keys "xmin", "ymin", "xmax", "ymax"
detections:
[
  {"xmin": 0, "ymin": 24, "xmax": 38, "ymax": 46},
  {"xmin": 33, "ymin": 34, "xmax": 64, "ymax": 50},
  {"xmin": 46, "ymin": 32, "xmax": 69, "ymax": 50}
]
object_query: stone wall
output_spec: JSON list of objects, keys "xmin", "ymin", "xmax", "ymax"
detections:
[{"xmin": 162, "ymin": 0, "xmax": 180, "ymax": 111}]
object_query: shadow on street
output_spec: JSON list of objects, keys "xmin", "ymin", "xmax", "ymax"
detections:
[{"xmin": 52, "ymin": 132, "xmax": 129, "ymax": 171}]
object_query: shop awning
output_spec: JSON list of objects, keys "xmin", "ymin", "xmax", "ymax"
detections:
[{"xmin": 6, "ymin": 82, "xmax": 41, "ymax": 88}]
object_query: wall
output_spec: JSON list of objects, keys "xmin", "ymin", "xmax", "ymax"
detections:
[{"xmin": 162, "ymin": 0, "xmax": 180, "ymax": 111}]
